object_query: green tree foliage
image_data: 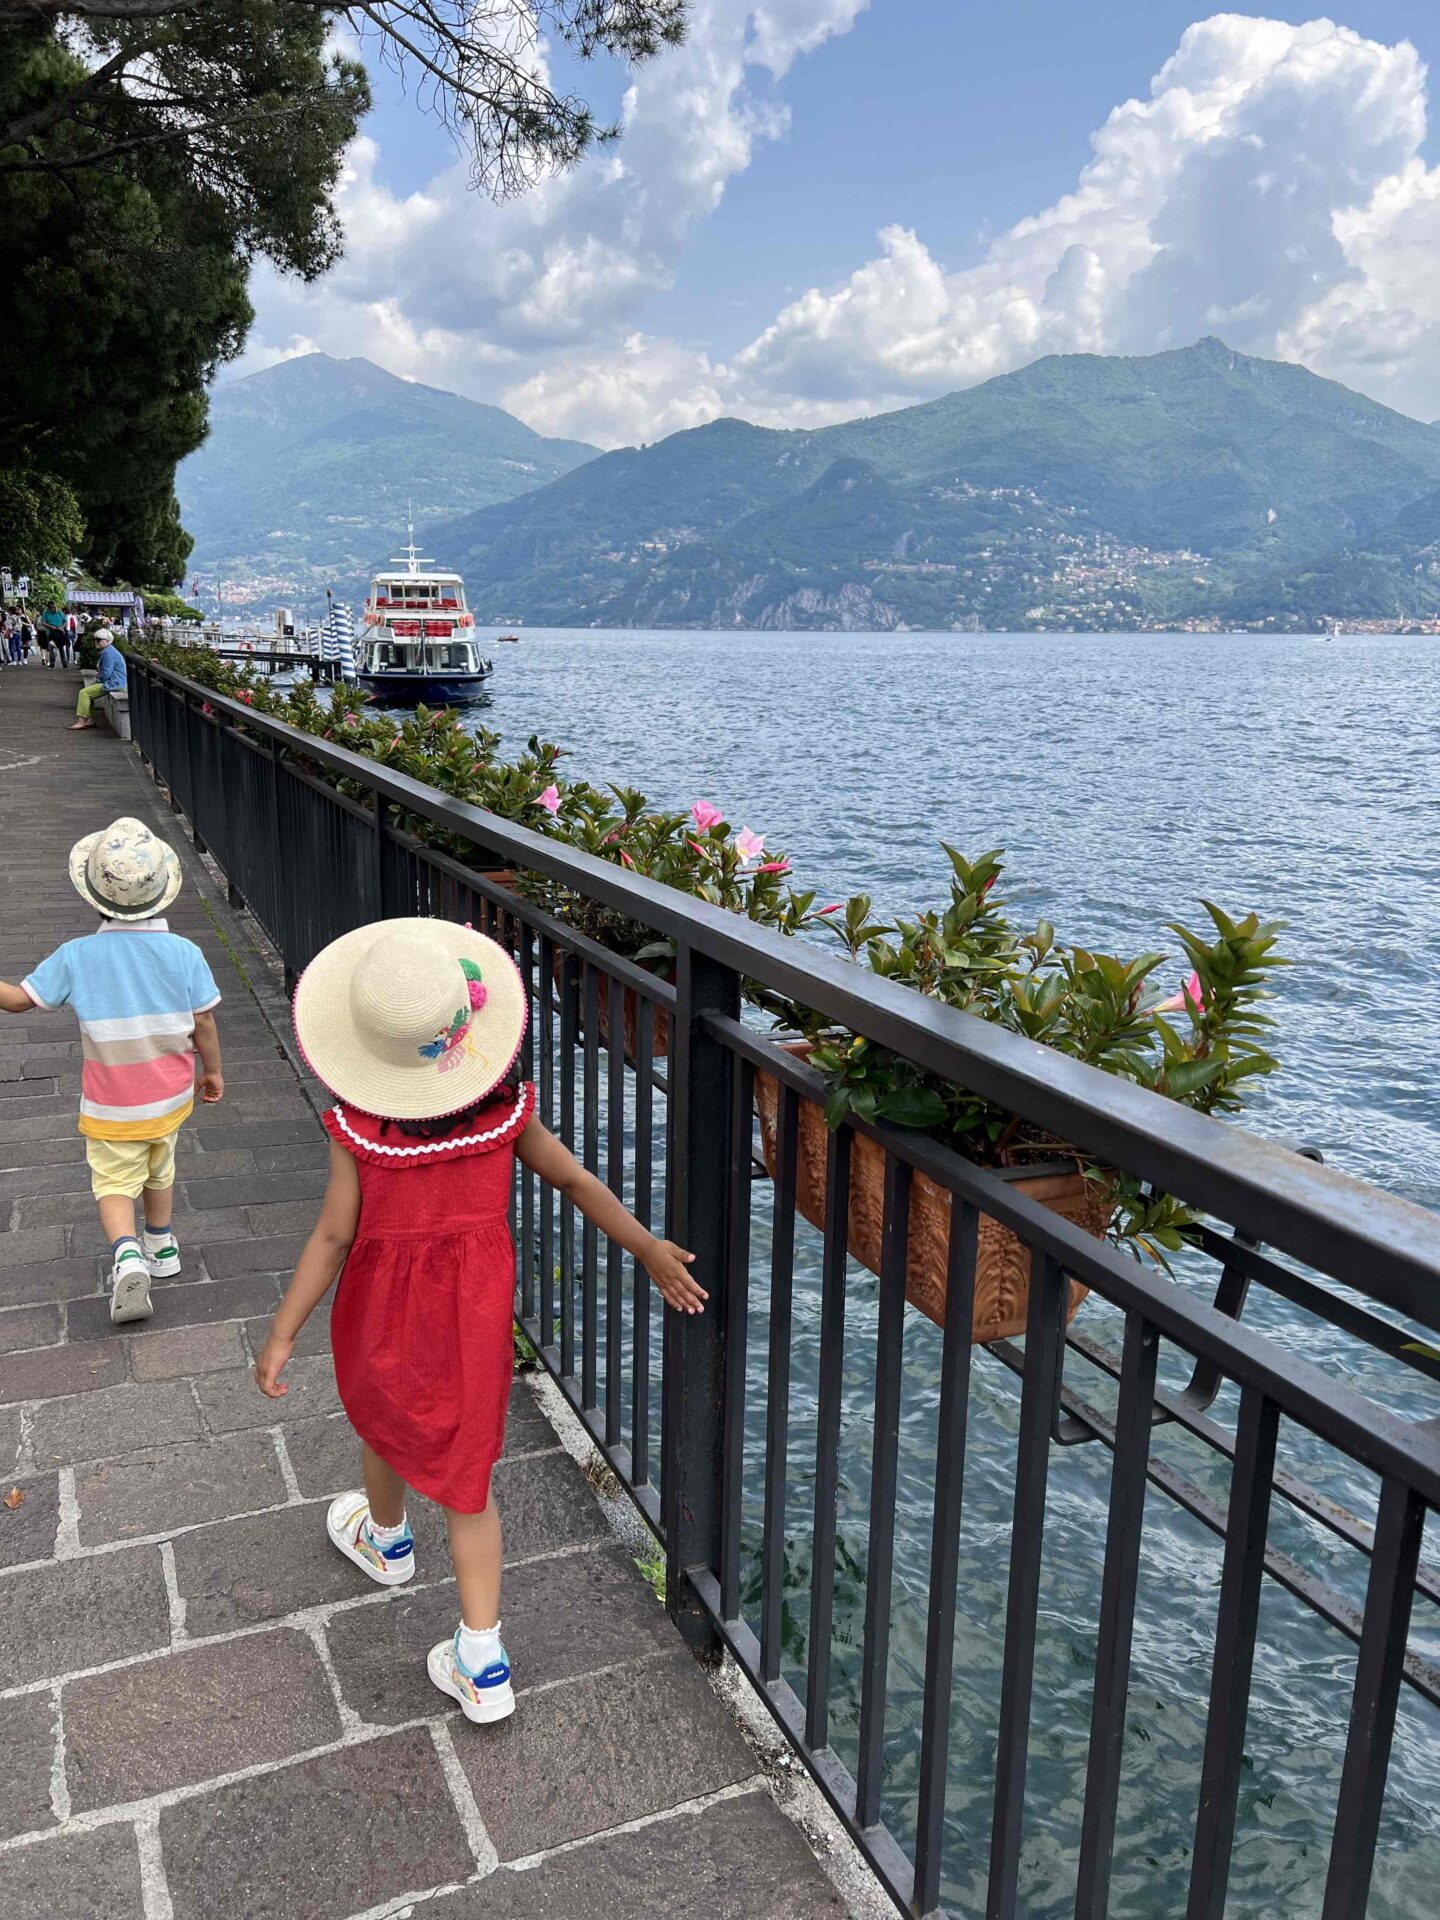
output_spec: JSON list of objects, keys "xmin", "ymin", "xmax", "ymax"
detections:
[
  {"xmin": 0, "ymin": 465, "xmax": 84, "ymax": 575},
  {"xmin": 0, "ymin": 17, "xmax": 366, "ymax": 586},
  {"xmin": 0, "ymin": 2, "xmax": 686, "ymax": 588}
]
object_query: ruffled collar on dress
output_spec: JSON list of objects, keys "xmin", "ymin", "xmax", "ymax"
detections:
[{"xmin": 323, "ymin": 1082, "xmax": 535, "ymax": 1165}]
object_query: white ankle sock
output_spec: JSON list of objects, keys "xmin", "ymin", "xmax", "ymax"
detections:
[
  {"xmin": 458, "ymin": 1620, "xmax": 502, "ymax": 1672},
  {"xmin": 366, "ymin": 1514, "xmax": 409, "ymax": 1545},
  {"xmin": 143, "ymin": 1224, "xmax": 176, "ymax": 1247}
]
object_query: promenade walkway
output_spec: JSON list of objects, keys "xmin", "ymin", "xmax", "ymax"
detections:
[{"xmin": 0, "ymin": 666, "xmax": 849, "ymax": 1920}]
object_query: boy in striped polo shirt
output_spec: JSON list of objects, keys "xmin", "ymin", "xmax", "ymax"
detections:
[{"xmin": 0, "ymin": 818, "xmax": 225, "ymax": 1322}]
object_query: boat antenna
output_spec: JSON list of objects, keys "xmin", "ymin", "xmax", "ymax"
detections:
[{"xmin": 388, "ymin": 500, "xmax": 435, "ymax": 574}]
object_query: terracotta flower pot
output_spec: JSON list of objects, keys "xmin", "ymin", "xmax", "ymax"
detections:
[
  {"xmin": 754, "ymin": 1043, "xmax": 1109, "ymax": 1342},
  {"xmin": 551, "ymin": 951, "xmax": 670, "ymax": 1062}
]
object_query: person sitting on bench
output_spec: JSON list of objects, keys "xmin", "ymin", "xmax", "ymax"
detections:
[{"xmin": 72, "ymin": 627, "xmax": 126, "ymax": 730}]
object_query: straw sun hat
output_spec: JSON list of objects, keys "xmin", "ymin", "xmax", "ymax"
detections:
[
  {"xmin": 293, "ymin": 919, "xmax": 527, "ymax": 1120},
  {"xmin": 68, "ymin": 817, "xmax": 183, "ymax": 921}
]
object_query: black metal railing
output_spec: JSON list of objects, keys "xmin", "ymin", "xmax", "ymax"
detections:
[{"xmin": 130, "ymin": 657, "xmax": 1440, "ymax": 1920}]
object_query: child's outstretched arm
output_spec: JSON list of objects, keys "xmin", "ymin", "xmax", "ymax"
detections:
[
  {"xmin": 254, "ymin": 1141, "xmax": 361, "ymax": 1396},
  {"xmin": 517, "ymin": 1118, "xmax": 707, "ymax": 1315},
  {"xmin": 0, "ymin": 982, "xmax": 34, "ymax": 1013}
]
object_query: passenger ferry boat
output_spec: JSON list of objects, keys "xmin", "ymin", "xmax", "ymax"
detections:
[{"xmin": 357, "ymin": 528, "xmax": 493, "ymax": 703}]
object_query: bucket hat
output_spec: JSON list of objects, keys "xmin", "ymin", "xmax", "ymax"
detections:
[
  {"xmin": 293, "ymin": 919, "xmax": 527, "ymax": 1120},
  {"xmin": 68, "ymin": 817, "xmax": 183, "ymax": 921}
]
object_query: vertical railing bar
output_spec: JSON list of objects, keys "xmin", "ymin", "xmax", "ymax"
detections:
[
  {"xmin": 985, "ymin": 1248, "xmax": 1067, "ymax": 1920},
  {"xmin": 581, "ymin": 961, "xmax": 601, "ymax": 1412},
  {"xmin": 804, "ymin": 1123, "xmax": 853, "ymax": 1750},
  {"xmin": 1072, "ymin": 1311, "xmax": 1162, "ymax": 1920},
  {"xmin": 662, "ymin": 944, "xmax": 739, "ymax": 1655},
  {"xmin": 631, "ymin": 996, "xmax": 655, "ymax": 1487},
  {"xmin": 759, "ymin": 1082, "xmax": 800, "ymax": 1684},
  {"xmin": 854, "ymin": 1152, "xmax": 912, "ymax": 1832},
  {"xmin": 605, "ymin": 974, "xmax": 626, "ymax": 1448},
  {"xmin": 719, "ymin": 1050, "xmax": 755, "ymax": 1622},
  {"xmin": 1320, "ymin": 1476, "xmax": 1427, "ymax": 1920},
  {"xmin": 558, "ymin": 948, "xmax": 578, "ymax": 1381},
  {"xmin": 538, "ymin": 933, "xmax": 556, "ymax": 1355},
  {"xmin": 911, "ymin": 1198, "xmax": 980, "ymax": 1915},
  {"xmin": 1185, "ymin": 1385, "xmax": 1281, "ymax": 1920},
  {"xmin": 519, "ymin": 922, "xmax": 537, "ymax": 1324}
]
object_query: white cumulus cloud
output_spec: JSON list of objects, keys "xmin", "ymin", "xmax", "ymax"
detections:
[{"xmin": 240, "ymin": 12, "xmax": 1440, "ymax": 445}]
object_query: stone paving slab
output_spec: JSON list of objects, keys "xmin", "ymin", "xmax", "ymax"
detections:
[
  {"xmin": 0, "ymin": 1824, "xmax": 145, "ymax": 1920},
  {"xmin": 0, "ymin": 1473, "xmax": 60, "ymax": 1568},
  {"xmin": 432, "ymin": 1789, "xmax": 848, "ymax": 1918},
  {"xmin": 0, "ymin": 666, "xmax": 851, "ymax": 1920},
  {"xmin": 28, "ymin": 1378, "xmax": 204, "ymax": 1469},
  {"xmin": 0, "ymin": 1257, "xmax": 105, "ymax": 1310},
  {"xmin": 0, "ymin": 1545, "xmax": 171, "ymax": 1687},
  {"xmin": 64, "ymin": 1628, "xmax": 340, "ymax": 1810},
  {"xmin": 75, "ymin": 1428, "xmax": 288, "ymax": 1547},
  {"xmin": 0, "ymin": 1339, "xmax": 127, "ymax": 1405},
  {"xmin": 159, "ymin": 1728, "xmax": 475, "ymax": 1920},
  {"xmin": 0, "ymin": 1691, "xmax": 61, "ymax": 1840},
  {"xmin": 0, "ymin": 1303, "xmax": 65, "ymax": 1352},
  {"xmin": 454, "ymin": 1647, "xmax": 755, "ymax": 1861}
]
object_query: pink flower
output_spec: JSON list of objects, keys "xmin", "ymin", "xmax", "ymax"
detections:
[
  {"xmin": 467, "ymin": 980, "xmax": 488, "ymax": 1010},
  {"xmin": 391, "ymin": 734, "xmax": 402, "ymax": 748},
  {"xmin": 816, "ymin": 903, "xmax": 843, "ymax": 916},
  {"xmin": 757, "ymin": 859, "xmax": 791, "ymax": 875},
  {"xmin": 620, "ymin": 850, "xmax": 635, "ymax": 868},
  {"xmin": 538, "ymin": 783, "xmax": 561, "ymax": 814},
  {"xmin": 238, "ymin": 690, "xmax": 253, "ymax": 706},
  {"xmin": 734, "ymin": 827, "xmax": 764, "ymax": 863},
  {"xmin": 1155, "ymin": 970, "xmax": 1204, "ymax": 1015},
  {"xmin": 343, "ymin": 713, "xmax": 359, "ymax": 728},
  {"xmin": 201, "ymin": 702, "xmax": 214, "ymax": 719},
  {"xmin": 690, "ymin": 800, "xmax": 723, "ymax": 831}
]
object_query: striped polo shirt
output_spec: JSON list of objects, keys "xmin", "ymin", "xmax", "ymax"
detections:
[{"xmin": 22, "ymin": 920, "xmax": 221, "ymax": 1141}]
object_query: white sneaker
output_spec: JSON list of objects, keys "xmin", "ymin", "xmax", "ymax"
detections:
[
  {"xmin": 143, "ymin": 1230, "xmax": 182, "ymax": 1281},
  {"xmin": 109, "ymin": 1245, "xmax": 153, "ymax": 1324},
  {"xmin": 326, "ymin": 1491, "xmax": 415, "ymax": 1586},
  {"xmin": 427, "ymin": 1631, "xmax": 515, "ymax": 1724}
]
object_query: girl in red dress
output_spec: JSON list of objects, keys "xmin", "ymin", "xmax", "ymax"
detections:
[{"xmin": 252, "ymin": 919, "xmax": 703, "ymax": 1724}]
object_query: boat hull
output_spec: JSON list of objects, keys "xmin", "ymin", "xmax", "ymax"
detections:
[{"xmin": 357, "ymin": 669, "xmax": 491, "ymax": 705}]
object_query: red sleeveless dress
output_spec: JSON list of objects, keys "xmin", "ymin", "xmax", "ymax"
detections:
[{"xmin": 322, "ymin": 1082, "xmax": 536, "ymax": 1513}]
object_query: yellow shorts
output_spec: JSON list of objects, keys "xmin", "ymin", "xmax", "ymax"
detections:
[{"xmin": 85, "ymin": 1134, "xmax": 179, "ymax": 1200}]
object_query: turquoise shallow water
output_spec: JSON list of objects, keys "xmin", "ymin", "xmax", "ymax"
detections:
[{"xmin": 468, "ymin": 627, "xmax": 1439, "ymax": 1914}]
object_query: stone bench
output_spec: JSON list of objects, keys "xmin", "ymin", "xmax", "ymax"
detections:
[{"xmin": 80, "ymin": 670, "xmax": 132, "ymax": 741}]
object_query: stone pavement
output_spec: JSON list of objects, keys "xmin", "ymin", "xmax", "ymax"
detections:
[{"xmin": 0, "ymin": 665, "xmax": 851, "ymax": 1920}]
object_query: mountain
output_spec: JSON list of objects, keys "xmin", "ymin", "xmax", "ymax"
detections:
[
  {"xmin": 1221, "ymin": 487, "xmax": 1440, "ymax": 624},
  {"xmin": 176, "ymin": 355, "xmax": 597, "ymax": 614},
  {"xmin": 426, "ymin": 339, "xmax": 1440, "ymax": 630}
]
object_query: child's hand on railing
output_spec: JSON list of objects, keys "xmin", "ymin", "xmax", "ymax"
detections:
[{"xmin": 643, "ymin": 1238, "xmax": 706, "ymax": 1314}]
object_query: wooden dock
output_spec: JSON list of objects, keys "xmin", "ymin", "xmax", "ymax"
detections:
[{"xmin": 0, "ymin": 664, "xmax": 852, "ymax": 1920}]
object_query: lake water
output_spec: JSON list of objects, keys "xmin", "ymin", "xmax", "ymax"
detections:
[{"xmin": 470, "ymin": 627, "xmax": 1439, "ymax": 1915}]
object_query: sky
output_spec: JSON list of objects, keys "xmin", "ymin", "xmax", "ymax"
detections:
[{"xmin": 237, "ymin": 5, "xmax": 1440, "ymax": 446}]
